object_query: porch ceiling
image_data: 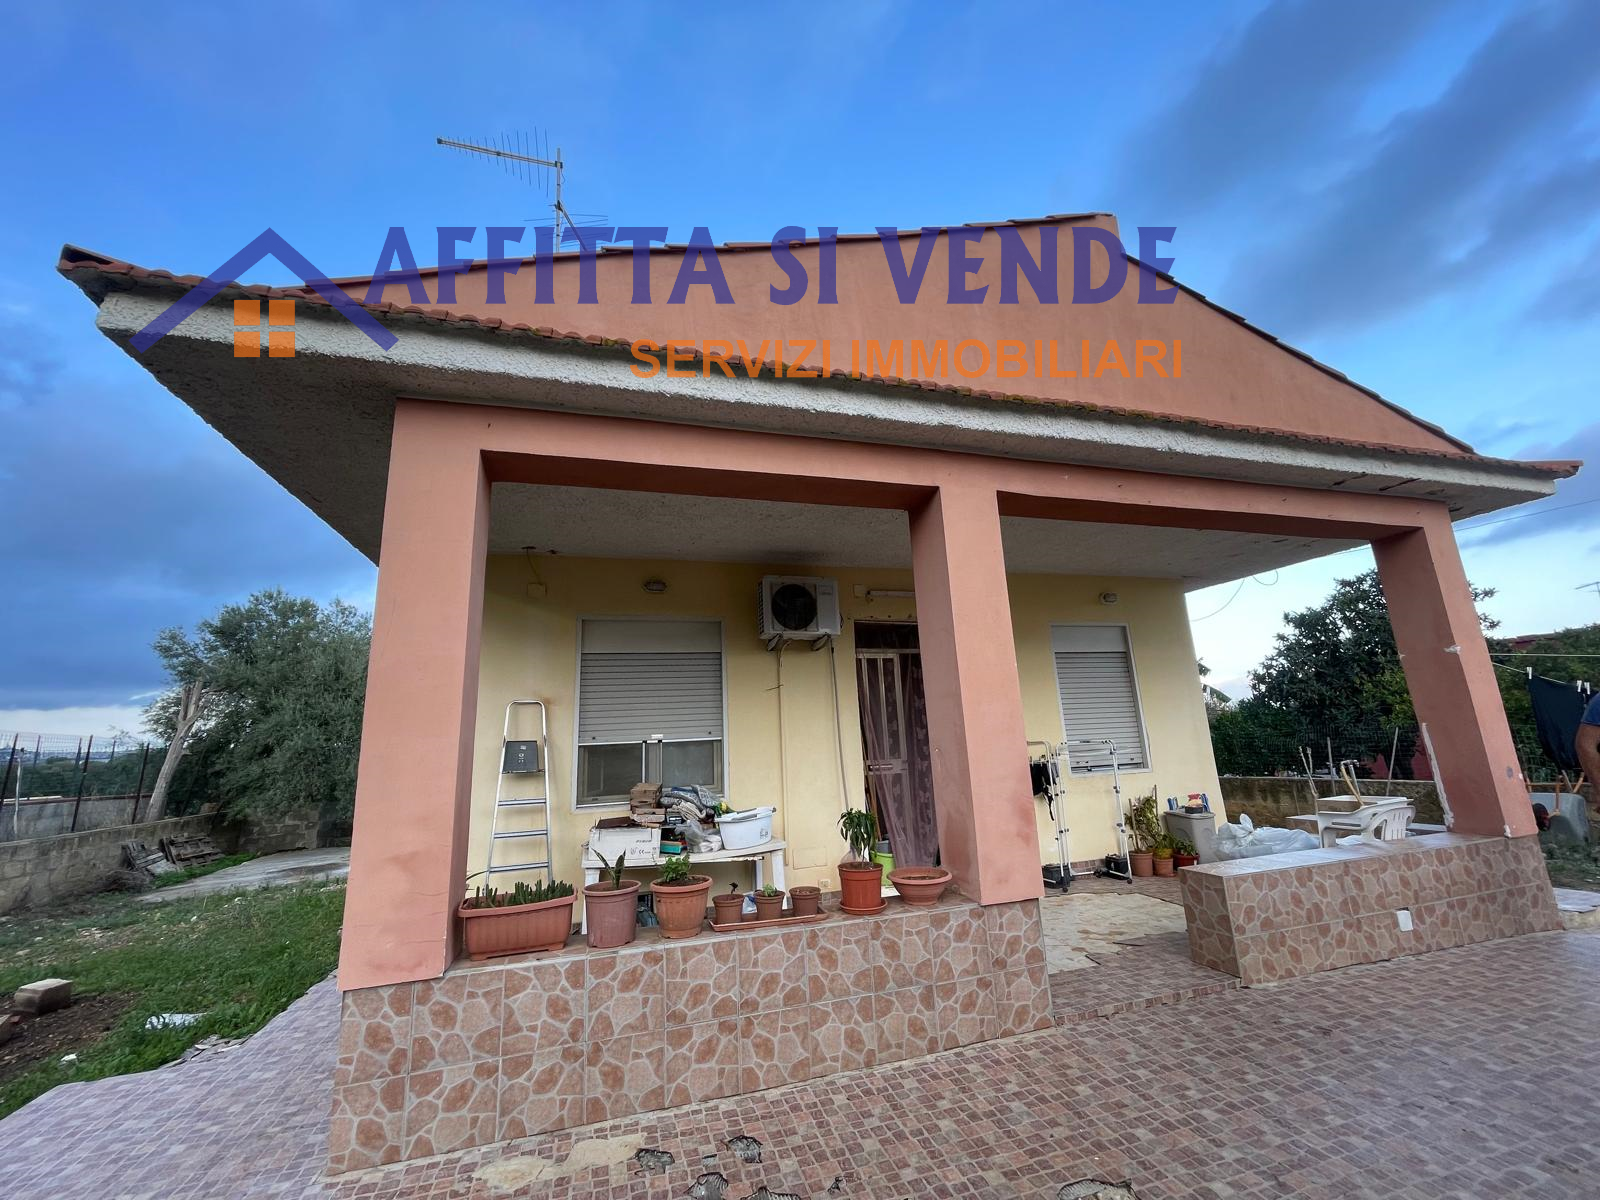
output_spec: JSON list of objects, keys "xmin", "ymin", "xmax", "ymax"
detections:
[
  {"xmin": 64, "ymin": 284, "xmax": 1569, "ymax": 566},
  {"xmin": 489, "ymin": 483, "xmax": 1360, "ymax": 589}
]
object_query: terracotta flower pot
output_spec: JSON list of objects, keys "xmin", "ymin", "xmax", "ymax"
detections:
[
  {"xmin": 1174, "ymin": 852, "xmax": 1199, "ymax": 869},
  {"xmin": 458, "ymin": 893, "xmax": 576, "ymax": 960},
  {"xmin": 583, "ymin": 880, "xmax": 641, "ymax": 950},
  {"xmin": 838, "ymin": 861, "xmax": 885, "ymax": 915},
  {"xmin": 1129, "ymin": 851, "xmax": 1155, "ymax": 878},
  {"xmin": 712, "ymin": 892, "xmax": 746, "ymax": 925},
  {"xmin": 1152, "ymin": 854, "xmax": 1175, "ymax": 877},
  {"xmin": 753, "ymin": 891, "xmax": 786, "ymax": 921},
  {"xmin": 888, "ymin": 866, "xmax": 952, "ymax": 906},
  {"xmin": 789, "ymin": 885, "xmax": 821, "ymax": 917},
  {"xmin": 651, "ymin": 875, "xmax": 712, "ymax": 939}
]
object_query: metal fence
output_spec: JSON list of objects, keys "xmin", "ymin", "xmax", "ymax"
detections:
[
  {"xmin": 1208, "ymin": 714, "xmax": 1561, "ymax": 784},
  {"xmin": 0, "ymin": 730, "xmax": 167, "ymax": 841}
]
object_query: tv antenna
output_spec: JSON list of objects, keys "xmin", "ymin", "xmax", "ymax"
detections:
[{"xmin": 436, "ymin": 131, "xmax": 573, "ymax": 245}]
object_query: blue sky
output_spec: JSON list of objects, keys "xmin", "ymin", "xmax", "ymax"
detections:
[{"xmin": 1, "ymin": 0, "xmax": 1597, "ymax": 733}]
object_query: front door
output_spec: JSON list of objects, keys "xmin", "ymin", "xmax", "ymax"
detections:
[
  {"xmin": 853, "ymin": 623, "xmax": 939, "ymax": 865},
  {"xmin": 856, "ymin": 650, "xmax": 912, "ymax": 838}
]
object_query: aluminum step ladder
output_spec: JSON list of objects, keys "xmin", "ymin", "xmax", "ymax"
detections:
[{"xmin": 483, "ymin": 700, "xmax": 554, "ymax": 888}]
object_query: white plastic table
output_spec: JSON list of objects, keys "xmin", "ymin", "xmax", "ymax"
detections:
[{"xmin": 579, "ymin": 838, "xmax": 788, "ymax": 932}]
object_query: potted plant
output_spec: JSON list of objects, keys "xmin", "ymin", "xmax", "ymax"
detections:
[
  {"xmin": 650, "ymin": 851, "xmax": 712, "ymax": 939},
  {"xmin": 1172, "ymin": 837, "xmax": 1199, "ymax": 869},
  {"xmin": 753, "ymin": 883, "xmax": 786, "ymax": 921},
  {"xmin": 1127, "ymin": 790, "xmax": 1160, "ymax": 878},
  {"xmin": 583, "ymin": 850, "xmax": 640, "ymax": 949},
  {"xmin": 789, "ymin": 884, "xmax": 821, "ymax": 917},
  {"xmin": 888, "ymin": 865, "xmax": 952, "ymax": 905},
  {"xmin": 712, "ymin": 882, "xmax": 745, "ymax": 925},
  {"xmin": 458, "ymin": 877, "xmax": 576, "ymax": 960},
  {"xmin": 837, "ymin": 808, "xmax": 885, "ymax": 915},
  {"xmin": 1152, "ymin": 833, "xmax": 1176, "ymax": 877}
]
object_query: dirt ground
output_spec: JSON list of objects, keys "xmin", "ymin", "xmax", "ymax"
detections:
[{"xmin": 0, "ymin": 993, "xmax": 132, "ymax": 1087}]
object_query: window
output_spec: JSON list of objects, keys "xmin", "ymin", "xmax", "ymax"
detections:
[
  {"xmin": 1052, "ymin": 624, "xmax": 1149, "ymax": 773},
  {"xmin": 575, "ymin": 619, "xmax": 724, "ymax": 807}
]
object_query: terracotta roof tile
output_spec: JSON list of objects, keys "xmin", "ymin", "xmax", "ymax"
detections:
[{"xmin": 54, "ymin": 243, "xmax": 1577, "ymax": 482}]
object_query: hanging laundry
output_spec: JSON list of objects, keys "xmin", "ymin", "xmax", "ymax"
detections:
[{"xmin": 1526, "ymin": 675, "xmax": 1588, "ymax": 771}]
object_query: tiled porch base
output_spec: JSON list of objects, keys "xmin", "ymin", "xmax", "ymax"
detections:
[
  {"xmin": 326, "ymin": 895, "xmax": 1050, "ymax": 1174},
  {"xmin": 1181, "ymin": 832, "xmax": 1560, "ymax": 985}
]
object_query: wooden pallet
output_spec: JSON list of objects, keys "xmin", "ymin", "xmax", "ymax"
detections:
[
  {"xmin": 122, "ymin": 839, "xmax": 181, "ymax": 878},
  {"xmin": 160, "ymin": 834, "xmax": 221, "ymax": 866}
]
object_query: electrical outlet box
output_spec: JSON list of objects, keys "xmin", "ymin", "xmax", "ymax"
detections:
[{"xmin": 1395, "ymin": 908, "xmax": 1413, "ymax": 932}]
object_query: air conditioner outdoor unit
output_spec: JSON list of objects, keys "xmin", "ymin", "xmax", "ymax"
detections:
[{"xmin": 757, "ymin": 575, "xmax": 841, "ymax": 643}]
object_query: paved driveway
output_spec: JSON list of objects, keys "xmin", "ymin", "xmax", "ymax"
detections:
[
  {"xmin": 3, "ymin": 927, "xmax": 1597, "ymax": 1198},
  {"xmin": 140, "ymin": 848, "xmax": 351, "ymax": 903}
]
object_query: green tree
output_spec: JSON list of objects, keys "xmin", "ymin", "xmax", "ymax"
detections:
[
  {"xmin": 146, "ymin": 591, "xmax": 371, "ymax": 820},
  {"xmin": 1487, "ymin": 623, "xmax": 1600, "ymax": 780},
  {"xmin": 1210, "ymin": 570, "xmax": 1496, "ymax": 775}
]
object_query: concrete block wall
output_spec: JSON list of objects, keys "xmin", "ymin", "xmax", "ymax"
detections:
[
  {"xmin": 0, "ymin": 812, "xmax": 222, "ymax": 913},
  {"xmin": 232, "ymin": 809, "xmax": 323, "ymax": 855},
  {"xmin": 0, "ymin": 794, "xmax": 152, "ymax": 841},
  {"xmin": 1218, "ymin": 776, "xmax": 1446, "ymax": 828}
]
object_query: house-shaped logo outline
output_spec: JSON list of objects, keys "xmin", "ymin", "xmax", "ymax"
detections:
[{"xmin": 130, "ymin": 228, "xmax": 398, "ymax": 353}]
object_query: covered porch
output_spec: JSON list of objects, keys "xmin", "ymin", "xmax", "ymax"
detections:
[
  {"xmin": 58, "ymin": 245, "xmax": 1573, "ymax": 1175},
  {"xmin": 343, "ymin": 393, "xmax": 1549, "ymax": 991}
]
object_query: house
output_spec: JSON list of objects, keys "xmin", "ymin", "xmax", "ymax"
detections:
[{"xmin": 59, "ymin": 213, "xmax": 1575, "ymax": 1170}]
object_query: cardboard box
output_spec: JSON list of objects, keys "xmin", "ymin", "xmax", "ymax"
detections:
[{"xmin": 587, "ymin": 822, "xmax": 661, "ymax": 864}]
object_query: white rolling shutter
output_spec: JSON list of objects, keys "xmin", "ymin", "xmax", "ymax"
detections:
[
  {"xmin": 1052, "ymin": 625, "xmax": 1149, "ymax": 771},
  {"xmin": 577, "ymin": 621, "xmax": 724, "ymax": 744}
]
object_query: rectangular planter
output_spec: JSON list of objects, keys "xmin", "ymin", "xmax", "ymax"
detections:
[{"xmin": 458, "ymin": 894, "xmax": 576, "ymax": 960}]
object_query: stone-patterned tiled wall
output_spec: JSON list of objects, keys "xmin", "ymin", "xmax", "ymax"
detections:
[
  {"xmin": 327, "ymin": 896, "xmax": 1050, "ymax": 1174},
  {"xmin": 1181, "ymin": 833, "xmax": 1560, "ymax": 985}
]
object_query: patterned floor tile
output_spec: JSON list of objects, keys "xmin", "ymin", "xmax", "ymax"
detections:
[{"xmin": 7, "ymin": 905, "xmax": 1598, "ymax": 1200}]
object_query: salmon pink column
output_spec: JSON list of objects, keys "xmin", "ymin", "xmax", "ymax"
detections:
[
  {"xmin": 338, "ymin": 401, "xmax": 491, "ymax": 991},
  {"xmin": 908, "ymin": 484, "xmax": 1043, "ymax": 904},
  {"xmin": 1373, "ymin": 511, "xmax": 1534, "ymax": 838}
]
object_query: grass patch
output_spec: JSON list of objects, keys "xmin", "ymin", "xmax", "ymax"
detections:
[
  {"xmin": 1544, "ymin": 840, "xmax": 1600, "ymax": 890},
  {"xmin": 151, "ymin": 851, "xmax": 259, "ymax": 887},
  {"xmin": 0, "ymin": 881, "xmax": 344, "ymax": 1118}
]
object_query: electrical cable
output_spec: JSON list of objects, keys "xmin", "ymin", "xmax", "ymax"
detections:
[
  {"xmin": 772, "ymin": 641, "xmax": 788, "ymax": 842},
  {"xmin": 828, "ymin": 638, "xmax": 852, "ymax": 817},
  {"xmin": 1456, "ymin": 495, "xmax": 1600, "ymax": 534},
  {"xmin": 1189, "ymin": 579, "xmax": 1246, "ymax": 621}
]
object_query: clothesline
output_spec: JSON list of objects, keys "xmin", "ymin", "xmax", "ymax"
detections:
[{"xmin": 1491, "ymin": 652, "xmax": 1600, "ymax": 659}]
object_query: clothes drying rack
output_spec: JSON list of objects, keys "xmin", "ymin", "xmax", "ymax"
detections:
[
  {"xmin": 1029, "ymin": 738, "xmax": 1132, "ymax": 888},
  {"xmin": 1028, "ymin": 740, "xmax": 1094, "ymax": 891},
  {"xmin": 1061, "ymin": 737, "xmax": 1133, "ymax": 884}
]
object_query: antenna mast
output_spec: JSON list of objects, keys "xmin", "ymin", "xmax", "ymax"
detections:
[{"xmin": 435, "ymin": 134, "xmax": 570, "ymax": 245}]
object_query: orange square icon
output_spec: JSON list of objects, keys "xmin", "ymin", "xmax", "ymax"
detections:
[{"xmin": 231, "ymin": 296, "xmax": 295, "ymax": 357}]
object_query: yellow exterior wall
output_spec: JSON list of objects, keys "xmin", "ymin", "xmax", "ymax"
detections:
[{"xmin": 467, "ymin": 555, "xmax": 1223, "ymax": 908}]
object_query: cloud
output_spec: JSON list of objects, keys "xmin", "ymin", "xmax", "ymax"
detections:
[
  {"xmin": 0, "ymin": 704, "xmax": 154, "ymax": 740},
  {"xmin": 1116, "ymin": 0, "xmax": 1456, "ymax": 216},
  {"xmin": 0, "ymin": 312, "xmax": 372, "ymax": 713},
  {"xmin": 1229, "ymin": 1, "xmax": 1600, "ymax": 334},
  {"xmin": 1457, "ymin": 418, "xmax": 1600, "ymax": 548},
  {"xmin": 1527, "ymin": 234, "xmax": 1600, "ymax": 323}
]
